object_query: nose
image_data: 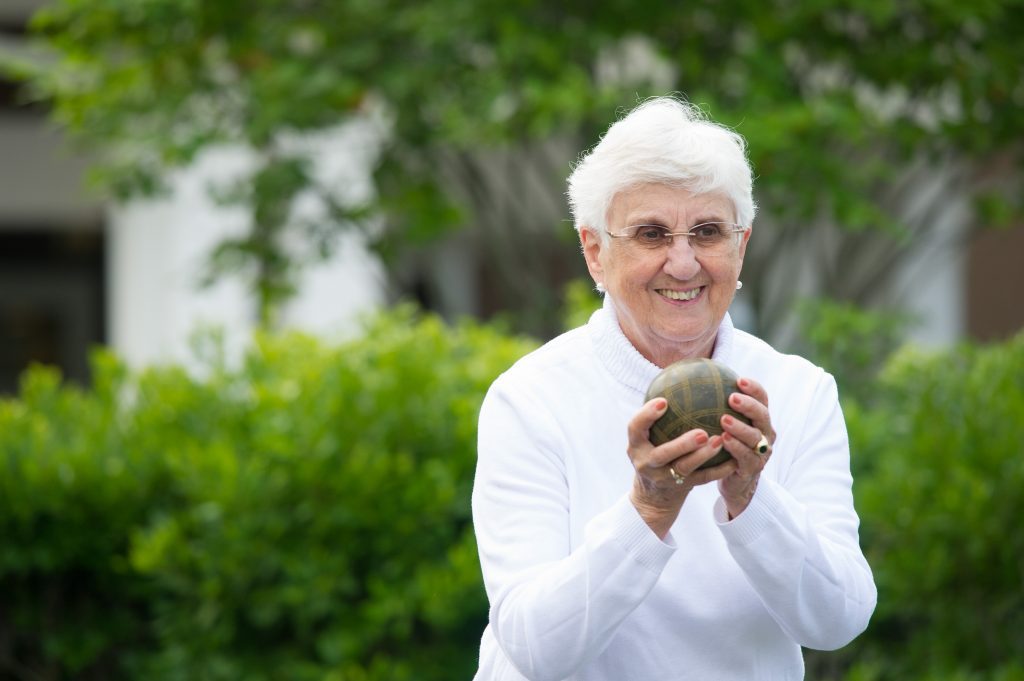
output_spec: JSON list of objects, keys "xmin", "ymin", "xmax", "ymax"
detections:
[{"xmin": 662, "ymin": 235, "xmax": 701, "ymax": 280}]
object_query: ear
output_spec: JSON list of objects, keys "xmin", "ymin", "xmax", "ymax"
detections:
[
  {"xmin": 737, "ymin": 226, "xmax": 752, "ymax": 262},
  {"xmin": 579, "ymin": 227, "xmax": 605, "ymax": 288}
]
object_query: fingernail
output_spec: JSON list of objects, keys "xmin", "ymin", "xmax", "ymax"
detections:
[
  {"xmin": 655, "ymin": 398, "xmax": 667, "ymax": 410},
  {"xmin": 738, "ymin": 378, "xmax": 749, "ymax": 389},
  {"xmin": 722, "ymin": 415, "xmax": 734, "ymax": 427},
  {"xmin": 695, "ymin": 432, "xmax": 708, "ymax": 445}
]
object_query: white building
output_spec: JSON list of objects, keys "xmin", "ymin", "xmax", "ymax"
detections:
[{"xmin": 0, "ymin": 0, "xmax": 386, "ymax": 390}]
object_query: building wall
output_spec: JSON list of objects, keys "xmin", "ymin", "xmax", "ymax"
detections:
[
  {"xmin": 0, "ymin": 112, "xmax": 106, "ymax": 392},
  {"xmin": 106, "ymin": 124, "xmax": 387, "ymax": 372},
  {"xmin": 967, "ymin": 222, "xmax": 1024, "ymax": 343},
  {"xmin": 1, "ymin": 17, "xmax": 386, "ymax": 387}
]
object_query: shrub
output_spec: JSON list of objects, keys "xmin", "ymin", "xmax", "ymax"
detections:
[
  {"xmin": 0, "ymin": 306, "xmax": 536, "ymax": 680},
  {"xmin": 813, "ymin": 331, "xmax": 1024, "ymax": 680},
  {"xmin": 0, "ymin": 353, "xmax": 168, "ymax": 678},
  {"xmin": 561, "ymin": 278, "xmax": 602, "ymax": 331},
  {"xmin": 797, "ymin": 297, "xmax": 910, "ymax": 405},
  {"xmin": 852, "ymin": 332, "xmax": 1024, "ymax": 677}
]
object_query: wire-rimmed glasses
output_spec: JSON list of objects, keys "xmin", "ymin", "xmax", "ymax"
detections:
[{"xmin": 606, "ymin": 222, "xmax": 746, "ymax": 256}]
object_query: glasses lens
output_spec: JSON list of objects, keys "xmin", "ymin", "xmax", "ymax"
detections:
[
  {"xmin": 689, "ymin": 223, "xmax": 735, "ymax": 253},
  {"xmin": 629, "ymin": 225, "xmax": 672, "ymax": 248},
  {"xmin": 621, "ymin": 223, "xmax": 739, "ymax": 255}
]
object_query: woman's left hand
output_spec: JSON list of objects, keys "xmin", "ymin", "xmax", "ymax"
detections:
[{"xmin": 718, "ymin": 377, "xmax": 776, "ymax": 519}]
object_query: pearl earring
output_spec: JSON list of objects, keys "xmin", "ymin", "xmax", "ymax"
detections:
[
  {"xmin": 736, "ymin": 280, "xmax": 743, "ymax": 290},
  {"xmin": 595, "ymin": 282, "xmax": 606, "ymax": 294}
]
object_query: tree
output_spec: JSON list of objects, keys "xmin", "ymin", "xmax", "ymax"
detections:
[{"xmin": 3, "ymin": 0, "xmax": 1022, "ymax": 335}]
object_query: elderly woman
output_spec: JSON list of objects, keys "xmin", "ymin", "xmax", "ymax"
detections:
[{"xmin": 470, "ymin": 97, "xmax": 877, "ymax": 680}]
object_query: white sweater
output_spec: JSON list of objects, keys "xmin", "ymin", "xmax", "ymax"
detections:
[{"xmin": 471, "ymin": 300, "xmax": 877, "ymax": 681}]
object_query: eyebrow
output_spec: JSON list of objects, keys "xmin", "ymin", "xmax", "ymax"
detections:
[{"xmin": 628, "ymin": 214, "xmax": 732, "ymax": 228}]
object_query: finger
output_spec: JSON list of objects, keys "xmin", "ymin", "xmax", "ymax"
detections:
[
  {"xmin": 736, "ymin": 376, "xmax": 768, "ymax": 406},
  {"xmin": 727, "ymin": 391, "xmax": 769, "ymax": 423},
  {"xmin": 728, "ymin": 386, "xmax": 775, "ymax": 444},
  {"xmin": 684, "ymin": 445, "xmax": 738, "ymax": 481},
  {"xmin": 669, "ymin": 449, "xmax": 738, "ymax": 487},
  {"xmin": 627, "ymin": 398, "xmax": 668, "ymax": 449},
  {"xmin": 720, "ymin": 413, "xmax": 762, "ymax": 449},
  {"xmin": 647, "ymin": 429, "xmax": 710, "ymax": 468},
  {"xmin": 670, "ymin": 433, "xmax": 727, "ymax": 470},
  {"xmin": 721, "ymin": 430, "xmax": 756, "ymax": 457},
  {"xmin": 720, "ymin": 430, "xmax": 769, "ymax": 475}
]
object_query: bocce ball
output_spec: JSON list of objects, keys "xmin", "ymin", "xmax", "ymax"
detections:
[{"xmin": 645, "ymin": 358, "xmax": 750, "ymax": 470}]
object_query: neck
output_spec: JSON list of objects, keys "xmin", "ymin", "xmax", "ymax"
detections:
[{"xmin": 629, "ymin": 331, "xmax": 717, "ymax": 368}]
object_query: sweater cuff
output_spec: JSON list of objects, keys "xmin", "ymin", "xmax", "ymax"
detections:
[
  {"xmin": 599, "ymin": 494, "xmax": 676, "ymax": 574},
  {"xmin": 714, "ymin": 479, "xmax": 788, "ymax": 547}
]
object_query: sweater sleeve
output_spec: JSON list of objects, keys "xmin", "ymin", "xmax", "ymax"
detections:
[
  {"xmin": 472, "ymin": 377, "xmax": 675, "ymax": 681},
  {"xmin": 714, "ymin": 372, "xmax": 877, "ymax": 650}
]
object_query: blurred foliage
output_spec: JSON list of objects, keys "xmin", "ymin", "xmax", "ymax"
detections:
[
  {"xmin": 2, "ymin": 302, "xmax": 1023, "ymax": 678},
  {"xmin": 846, "ymin": 334, "xmax": 1024, "ymax": 677},
  {"xmin": 1, "ymin": 0, "xmax": 1021, "ymax": 329},
  {"xmin": 560, "ymin": 278, "xmax": 603, "ymax": 332},
  {"xmin": 0, "ymin": 306, "xmax": 536, "ymax": 680},
  {"xmin": 797, "ymin": 298, "xmax": 912, "ymax": 403},
  {"xmin": 801, "ymin": 317, "xmax": 1024, "ymax": 679}
]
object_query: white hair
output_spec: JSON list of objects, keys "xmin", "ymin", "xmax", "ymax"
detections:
[{"xmin": 566, "ymin": 97, "xmax": 756, "ymax": 237}]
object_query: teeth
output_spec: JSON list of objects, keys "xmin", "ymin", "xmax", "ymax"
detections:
[{"xmin": 658, "ymin": 288, "xmax": 701, "ymax": 301}]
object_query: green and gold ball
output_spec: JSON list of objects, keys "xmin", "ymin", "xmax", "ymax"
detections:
[{"xmin": 645, "ymin": 358, "xmax": 750, "ymax": 470}]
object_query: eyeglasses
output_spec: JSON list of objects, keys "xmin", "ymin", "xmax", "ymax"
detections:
[{"xmin": 606, "ymin": 222, "xmax": 746, "ymax": 256}]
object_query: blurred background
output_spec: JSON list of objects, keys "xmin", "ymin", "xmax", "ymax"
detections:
[
  {"xmin": 1, "ymin": 0, "xmax": 1022, "ymax": 390},
  {"xmin": 0, "ymin": 0, "xmax": 1022, "ymax": 679}
]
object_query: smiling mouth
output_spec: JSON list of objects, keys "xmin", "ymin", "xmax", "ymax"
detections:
[{"xmin": 656, "ymin": 287, "xmax": 703, "ymax": 301}]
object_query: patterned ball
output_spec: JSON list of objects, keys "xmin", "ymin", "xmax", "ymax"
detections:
[{"xmin": 645, "ymin": 358, "xmax": 750, "ymax": 469}]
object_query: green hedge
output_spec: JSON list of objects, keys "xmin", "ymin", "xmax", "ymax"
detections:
[
  {"xmin": 0, "ymin": 307, "xmax": 536, "ymax": 680},
  {"xmin": 836, "ymin": 333, "xmax": 1024, "ymax": 680},
  {"xmin": 2, "ymin": 303, "xmax": 1023, "ymax": 679}
]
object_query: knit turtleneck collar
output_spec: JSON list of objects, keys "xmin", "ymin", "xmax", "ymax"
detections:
[{"xmin": 587, "ymin": 293, "xmax": 736, "ymax": 394}]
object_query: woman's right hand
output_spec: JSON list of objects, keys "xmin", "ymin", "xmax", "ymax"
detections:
[{"xmin": 627, "ymin": 398, "xmax": 736, "ymax": 538}]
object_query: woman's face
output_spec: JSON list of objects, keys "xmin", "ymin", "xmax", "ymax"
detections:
[{"xmin": 580, "ymin": 183, "xmax": 751, "ymax": 367}]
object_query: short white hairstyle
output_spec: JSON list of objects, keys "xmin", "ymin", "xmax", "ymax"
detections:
[{"xmin": 566, "ymin": 97, "xmax": 756, "ymax": 236}]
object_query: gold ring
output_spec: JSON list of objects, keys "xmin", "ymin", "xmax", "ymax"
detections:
[
  {"xmin": 755, "ymin": 434, "xmax": 770, "ymax": 455},
  {"xmin": 669, "ymin": 466, "xmax": 686, "ymax": 485}
]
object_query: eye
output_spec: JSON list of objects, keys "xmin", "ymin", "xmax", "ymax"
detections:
[
  {"xmin": 690, "ymin": 223, "xmax": 725, "ymax": 241},
  {"xmin": 634, "ymin": 225, "xmax": 670, "ymax": 245}
]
